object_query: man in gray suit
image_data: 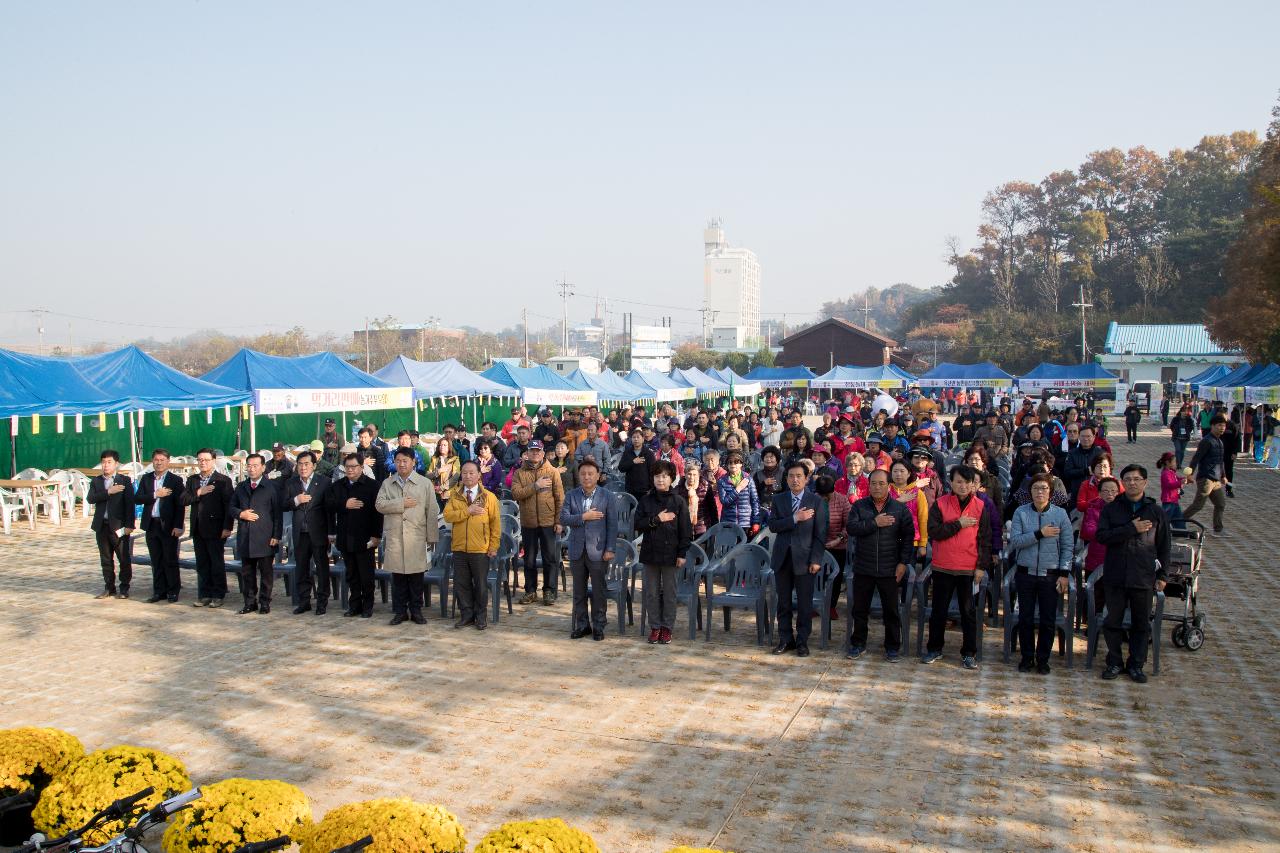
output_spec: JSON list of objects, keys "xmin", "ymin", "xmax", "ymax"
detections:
[
  {"xmin": 766, "ymin": 460, "xmax": 829, "ymax": 657},
  {"xmin": 558, "ymin": 457, "xmax": 618, "ymax": 641}
]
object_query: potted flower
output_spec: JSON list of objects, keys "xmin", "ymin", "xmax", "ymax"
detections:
[
  {"xmin": 163, "ymin": 778, "xmax": 312, "ymax": 853},
  {"xmin": 32, "ymin": 746, "xmax": 190, "ymax": 845},
  {"xmin": 473, "ymin": 818, "xmax": 599, "ymax": 853},
  {"xmin": 0, "ymin": 728, "xmax": 84, "ymax": 845},
  {"xmin": 300, "ymin": 798, "xmax": 465, "ymax": 853}
]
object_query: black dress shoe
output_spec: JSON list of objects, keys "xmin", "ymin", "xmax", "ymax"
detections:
[
  {"xmin": 343, "ymin": 609, "xmax": 359, "ymax": 617},
  {"xmin": 389, "ymin": 614, "xmax": 406, "ymax": 625},
  {"xmin": 570, "ymin": 626, "xmax": 592, "ymax": 639},
  {"xmin": 293, "ymin": 603, "xmax": 312, "ymax": 615},
  {"xmin": 238, "ymin": 604, "xmax": 258, "ymax": 615},
  {"xmin": 117, "ymin": 588, "xmax": 129, "ymax": 599},
  {"xmin": 166, "ymin": 595, "xmax": 178, "ymax": 603},
  {"xmin": 1017, "ymin": 659, "xmax": 1034, "ymax": 673},
  {"xmin": 1127, "ymin": 667, "xmax": 1148, "ymax": 684},
  {"xmin": 475, "ymin": 618, "xmax": 487, "ymax": 630},
  {"xmin": 360, "ymin": 610, "xmax": 372, "ymax": 618},
  {"xmin": 796, "ymin": 643, "xmax": 810, "ymax": 657},
  {"xmin": 1036, "ymin": 662, "xmax": 1051, "ymax": 675},
  {"xmin": 1101, "ymin": 664, "xmax": 1122, "ymax": 680},
  {"xmin": 771, "ymin": 640, "xmax": 797, "ymax": 655},
  {"xmin": 315, "ymin": 604, "xmax": 327, "ymax": 615},
  {"xmin": 145, "ymin": 595, "xmax": 164, "ymax": 604},
  {"xmin": 454, "ymin": 617, "xmax": 475, "ymax": 629},
  {"xmin": 258, "ymin": 605, "xmax": 270, "ymax": 614},
  {"xmin": 95, "ymin": 589, "xmax": 115, "ymax": 600},
  {"xmin": 411, "ymin": 614, "xmax": 426, "ymax": 625},
  {"xmin": 592, "ymin": 627, "xmax": 605, "ymax": 641}
]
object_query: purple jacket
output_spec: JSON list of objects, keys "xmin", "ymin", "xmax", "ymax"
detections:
[
  {"xmin": 976, "ymin": 490, "xmax": 1003, "ymax": 559},
  {"xmin": 478, "ymin": 458, "xmax": 504, "ymax": 493}
]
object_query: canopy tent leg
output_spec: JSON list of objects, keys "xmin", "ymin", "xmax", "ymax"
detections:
[
  {"xmin": 341, "ymin": 410, "xmax": 347, "ymax": 443},
  {"xmin": 249, "ymin": 406, "xmax": 257, "ymax": 454},
  {"xmin": 128, "ymin": 411, "xmax": 139, "ymax": 465},
  {"xmin": 413, "ymin": 403, "xmax": 419, "ymax": 432}
]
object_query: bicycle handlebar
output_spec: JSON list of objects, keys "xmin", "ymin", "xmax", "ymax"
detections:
[
  {"xmin": 124, "ymin": 788, "xmax": 201, "ymax": 839},
  {"xmin": 329, "ymin": 835, "xmax": 374, "ymax": 853},
  {"xmin": 231, "ymin": 836, "xmax": 292, "ymax": 853}
]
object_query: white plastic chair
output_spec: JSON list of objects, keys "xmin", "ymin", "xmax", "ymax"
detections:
[
  {"xmin": 68, "ymin": 470, "xmax": 92, "ymax": 517},
  {"xmin": 0, "ymin": 487, "xmax": 32, "ymax": 534},
  {"xmin": 47, "ymin": 471, "xmax": 77, "ymax": 519},
  {"xmin": 30, "ymin": 483, "xmax": 62, "ymax": 525},
  {"xmin": 16, "ymin": 468, "xmax": 47, "ymax": 481}
]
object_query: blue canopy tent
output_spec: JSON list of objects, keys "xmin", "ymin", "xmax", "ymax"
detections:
[
  {"xmin": 1017, "ymin": 363, "xmax": 1119, "ymax": 392},
  {"xmin": 706, "ymin": 367, "xmax": 762, "ymax": 398},
  {"xmin": 1245, "ymin": 365, "xmax": 1280, "ymax": 406},
  {"xmin": 375, "ymin": 356, "xmax": 517, "ymax": 433},
  {"xmin": 0, "ymin": 349, "xmax": 136, "ymax": 470},
  {"xmin": 374, "ymin": 356, "xmax": 512, "ymax": 402},
  {"xmin": 743, "ymin": 366, "xmax": 817, "ymax": 388},
  {"xmin": 1204, "ymin": 363, "xmax": 1280, "ymax": 404},
  {"xmin": 1175, "ymin": 364, "xmax": 1233, "ymax": 395},
  {"xmin": 202, "ymin": 349, "xmax": 408, "ymax": 452},
  {"xmin": 810, "ymin": 365, "xmax": 916, "ymax": 390},
  {"xmin": 73, "ymin": 345, "xmax": 250, "ymax": 410},
  {"xmin": 625, "ymin": 370, "xmax": 697, "ymax": 402},
  {"xmin": 670, "ymin": 367, "xmax": 729, "ymax": 397},
  {"xmin": 916, "ymin": 361, "xmax": 1016, "ymax": 388},
  {"xmin": 480, "ymin": 362, "xmax": 597, "ymax": 408},
  {"xmin": 566, "ymin": 369, "xmax": 654, "ymax": 405}
]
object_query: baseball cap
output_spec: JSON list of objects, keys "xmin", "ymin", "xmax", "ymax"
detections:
[
  {"xmin": 866, "ymin": 432, "xmax": 884, "ymax": 445},
  {"xmin": 271, "ymin": 442, "xmax": 285, "ymax": 451},
  {"xmin": 309, "ymin": 440, "xmax": 324, "ymax": 451},
  {"xmin": 527, "ymin": 440, "xmax": 544, "ymax": 450},
  {"xmin": 911, "ymin": 430, "xmax": 933, "ymax": 443},
  {"xmin": 909, "ymin": 447, "xmax": 932, "ymax": 458},
  {"xmin": 324, "ymin": 418, "xmax": 335, "ymax": 426}
]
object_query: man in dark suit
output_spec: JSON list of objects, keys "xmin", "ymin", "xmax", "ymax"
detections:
[
  {"xmin": 325, "ymin": 452, "xmax": 383, "ymax": 618},
  {"xmin": 87, "ymin": 449, "xmax": 135, "ymax": 599},
  {"xmin": 558, "ymin": 457, "xmax": 618, "ymax": 640},
  {"xmin": 767, "ymin": 460, "xmax": 829, "ymax": 656},
  {"xmin": 229, "ymin": 453, "xmax": 283, "ymax": 614},
  {"xmin": 134, "ymin": 448, "xmax": 186, "ymax": 603},
  {"xmin": 181, "ymin": 447, "xmax": 234, "ymax": 607},
  {"xmin": 285, "ymin": 450, "xmax": 331, "ymax": 615}
]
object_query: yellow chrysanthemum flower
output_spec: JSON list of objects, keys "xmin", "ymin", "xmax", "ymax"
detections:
[
  {"xmin": 162, "ymin": 778, "xmax": 312, "ymax": 853},
  {"xmin": 32, "ymin": 746, "xmax": 190, "ymax": 845},
  {"xmin": 299, "ymin": 798, "xmax": 465, "ymax": 853},
  {"xmin": 472, "ymin": 818, "xmax": 599, "ymax": 853},
  {"xmin": 0, "ymin": 728, "xmax": 84, "ymax": 796}
]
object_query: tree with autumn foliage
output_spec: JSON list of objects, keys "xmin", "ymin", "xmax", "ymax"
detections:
[{"xmin": 1207, "ymin": 97, "xmax": 1280, "ymax": 362}]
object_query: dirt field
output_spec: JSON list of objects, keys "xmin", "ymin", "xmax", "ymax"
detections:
[{"xmin": 2, "ymin": 427, "xmax": 1278, "ymax": 852}]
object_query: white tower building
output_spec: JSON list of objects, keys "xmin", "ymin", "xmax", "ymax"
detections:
[{"xmin": 702, "ymin": 219, "xmax": 761, "ymax": 348}]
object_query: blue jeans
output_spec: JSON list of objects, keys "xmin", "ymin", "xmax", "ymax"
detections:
[
  {"xmin": 1172, "ymin": 439, "xmax": 1188, "ymax": 468},
  {"xmin": 1162, "ymin": 501, "xmax": 1185, "ymax": 531}
]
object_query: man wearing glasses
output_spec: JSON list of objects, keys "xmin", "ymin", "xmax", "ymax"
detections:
[{"xmin": 1094, "ymin": 464, "xmax": 1171, "ymax": 683}]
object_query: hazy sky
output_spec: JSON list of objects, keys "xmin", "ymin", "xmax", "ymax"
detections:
[{"xmin": 2, "ymin": 2, "xmax": 1276, "ymax": 349}]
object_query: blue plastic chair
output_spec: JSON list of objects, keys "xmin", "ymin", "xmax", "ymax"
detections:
[
  {"xmin": 634, "ymin": 542, "xmax": 708, "ymax": 640},
  {"xmin": 423, "ymin": 529, "xmax": 453, "ymax": 617},
  {"xmin": 584, "ymin": 538, "xmax": 638, "ymax": 635},
  {"xmin": 1001, "ymin": 563, "xmax": 1076, "ymax": 668},
  {"xmin": 614, "ymin": 491, "xmax": 639, "ymax": 541},
  {"xmin": 1083, "ymin": 566, "xmax": 1166, "ymax": 674},
  {"xmin": 703, "ymin": 543, "xmax": 774, "ymax": 645},
  {"xmin": 905, "ymin": 565, "xmax": 989, "ymax": 660}
]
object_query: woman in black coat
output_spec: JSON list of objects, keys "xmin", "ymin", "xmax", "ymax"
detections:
[{"xmin": 635, "ymin": 460, "xmax": 692, "ymax": 645}]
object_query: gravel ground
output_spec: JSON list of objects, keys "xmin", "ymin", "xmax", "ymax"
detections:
[{"xmin": 2, "ymin": 426, "xmax": 1277, "ymax": 852}]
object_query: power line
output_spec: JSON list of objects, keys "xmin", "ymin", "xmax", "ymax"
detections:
[{"xmin": 0, "ymin": 307, "xmax": 289, "ymax": 333}]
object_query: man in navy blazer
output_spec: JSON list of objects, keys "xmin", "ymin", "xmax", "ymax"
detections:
[
  {"xmin": 766, "ymin": 460, "xmax": 829, "ymax": 656},
  {"xmin": 87, "ymin": 448, "xmax": 136, "ymax": 599},
  {"xmin": 134, "ymin": 448, "xmax": 187, "ymax": 603},
  {"xmin": 558, "ymin": 457, "xmax": 618, "ymax": 640}
]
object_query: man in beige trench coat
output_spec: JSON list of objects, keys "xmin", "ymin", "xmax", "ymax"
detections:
[{"xmin": 377, "ymin": 447, "xmax": 439, "ymax": 625}]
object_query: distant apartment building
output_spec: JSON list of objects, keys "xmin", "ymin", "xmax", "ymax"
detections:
[{"xmin": 703, "ymin": 219, "xmax": 760, "ymax": 349}]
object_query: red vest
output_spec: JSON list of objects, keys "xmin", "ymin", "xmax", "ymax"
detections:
[{"xmin": 930, "ymin": 494, "xmax": 983, "ymax": 573}]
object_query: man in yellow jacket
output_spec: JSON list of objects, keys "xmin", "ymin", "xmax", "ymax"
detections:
[
  {"xmin": 509, "ymin": 440, "xmax": 565, "ymax": 606},
  {"xmin": 444, "ymin": 459, "xmax": 501, "ymax": 629}
]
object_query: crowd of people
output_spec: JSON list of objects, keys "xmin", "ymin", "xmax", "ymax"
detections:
[{"xmin": 83, "ymin": 384, "xmax": 1262, "ymax": 682}]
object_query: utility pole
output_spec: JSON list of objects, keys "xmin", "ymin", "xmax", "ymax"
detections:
[
  {"xmin": 364, "ymin": 317, "xmax": 370, "ymax": 372},
  {"xmin": 859, "ymin": 293, "xmax": 873, "ymax": 329},
  {"xmin": 556, "ymin": 278, "xmax": 574, "ymax": 354},
  {"xmin": 34, "ymin": 309, "xmax": 47, "ymax": 355},
  {"xmin": 601, "ymin": 296, "xmax": 609, "ymax": 364},
  {"xmin": 522, "ymin": 308, "xmax": 529, "ymax": 367},
  {"xmin": 1071, "ymin": 283, "xmax": 1093, "ymax": 362},
  {"xmin": 699, "ymin": 304, "xmax": 719, "ymax": 349}
]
